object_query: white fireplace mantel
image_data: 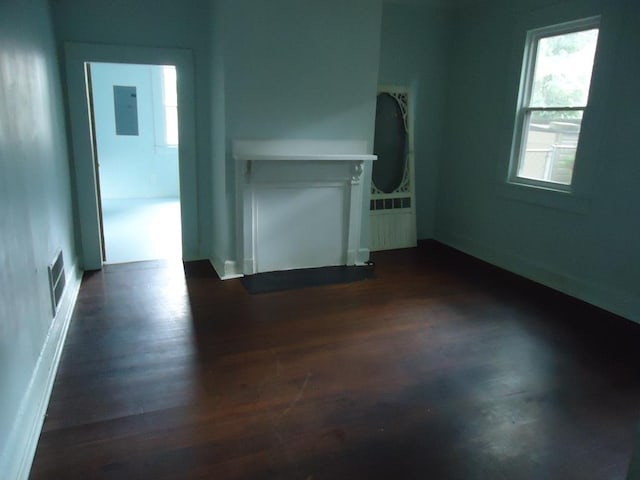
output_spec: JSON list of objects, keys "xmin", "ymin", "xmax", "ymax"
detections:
[{"xmin": 234, "ymin": 140, "xmax": 376, "ymax": 275}]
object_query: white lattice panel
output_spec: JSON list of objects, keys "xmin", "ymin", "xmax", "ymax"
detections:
[{"xmin": 370, "ymin": 211, "xmax": 416, "ymax": 252}]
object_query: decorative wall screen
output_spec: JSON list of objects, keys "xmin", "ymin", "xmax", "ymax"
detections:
[{"xmin": 370, "ymin": 88, "xmax": 416, "ymax": 251}]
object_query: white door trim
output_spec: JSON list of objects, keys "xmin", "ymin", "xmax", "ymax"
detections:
[{"xmin": 64, "ymin": 42, "xmax": 199, "ymax": 269}]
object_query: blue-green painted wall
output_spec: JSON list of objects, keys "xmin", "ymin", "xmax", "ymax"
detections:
[
  {"xmin": 90, "ymin": 63, "xmax": 180, "ymax": 200},
  {"xmin": 209, "ymin": 0, "xmax": 231, "ymax": 268},
  {"xmin": 222, "ymin": 0, "xmax": 381, "ymax": 142},
  {"xmin": 0, "ymin": 0, "xmax": 77, "ymax": 469},
  {"xmin": 378, "ymin": 3, "xmax": 452, "ymax": 239},
  {"xmin": 630, "ymin": 424, "xmax": 640, "ymax": 480},
  {"xmin": 436, "ymin": 0, "xmax": 640, "ymax": 322}
]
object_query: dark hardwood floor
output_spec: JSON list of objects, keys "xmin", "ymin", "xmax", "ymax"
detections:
[{"xmin": 30, "ymin": 243, "xmax": 640, "ymax": 479}]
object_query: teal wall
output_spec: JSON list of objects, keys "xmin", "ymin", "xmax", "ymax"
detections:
[
  {"xmin": 209, "ymin": 0, "xmax": 231, "ymax": 268},
  {"xmin": 0, "ymin": 0, "xmax": 77, "ymax": 470},
  {"xmin": 90, "ymin": 62, "xmax": 180, "ymax": 200},
  {"xmin": 378, "ymin": 3, "xmax": 452, "ymax": 239},
  {"xmin": 436, "ymin": 0, "xmax": 640, "ymax": 322},
  {"xmin": 52, "ymin": 0, "xmax": 212, "ymax": 258},
  {"xmin": 222, "ymin": 0, "xmax": 381, "ymax": 142},
  {"xmin": 630, "ymin": 423, "xmax": 640, "ymax": 479},
  {"xmin": 211, "ymin": 0, "xmax": 383, "ymax": 266}
]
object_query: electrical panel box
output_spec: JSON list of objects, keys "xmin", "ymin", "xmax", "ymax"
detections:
[{"xmin": 113, "ymin": 85, "xmax": 139, "ymax": 136}]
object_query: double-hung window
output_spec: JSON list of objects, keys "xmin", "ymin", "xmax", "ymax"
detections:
[{"xmin": 510, "ymin": 17, "xmax": 599, "ymax": 190}]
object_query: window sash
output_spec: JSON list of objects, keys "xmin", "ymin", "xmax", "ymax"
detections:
[
  {"xmin": 510, "ymin": 17, "xmax": 599, "ymax": 190},
  {"xmin": 515, "ymin": 107, "xmax": 585, "ymax": 188},
  {"xmin": 523, "ymin": 107, "xmax": 586, "ymax": 113}
]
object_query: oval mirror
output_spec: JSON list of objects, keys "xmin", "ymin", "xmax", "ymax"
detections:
[{"xmin": 372, "ymin": 93, "xmax": 407, "ymax": 194}]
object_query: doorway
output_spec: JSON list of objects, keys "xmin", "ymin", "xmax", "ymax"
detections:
[
  {"xmin": 86, "ymin": 62, "xmax": 182, "ymax": 264},
  {"xmin": 64, "ymin": 43, "xmax": 198, "ymax": 270}
]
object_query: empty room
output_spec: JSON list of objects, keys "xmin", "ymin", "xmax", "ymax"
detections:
[{"xmin": 1, "ymin": 0, "xmax": 639, "ymax": 479}]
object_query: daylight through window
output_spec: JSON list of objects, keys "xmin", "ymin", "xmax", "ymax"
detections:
[
  {"xmin": 162, "ymin": 65, "xmax": 179, "ymax": 146},
  {"xmin": 511, "ymin": 18, "xmax": 599, "ymax": 188}
]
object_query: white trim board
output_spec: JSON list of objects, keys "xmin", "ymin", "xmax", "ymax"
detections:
[
  {"xmin": 356, "ymin": 248, "xmax": 371, "ymax": 266},
  {"xmin": 210, "ymin": 254, "xmax": 242, "ymax": 280},
  {"xmin": 0, "ymin": 264, "xmax": 82, "ymax": 480}
]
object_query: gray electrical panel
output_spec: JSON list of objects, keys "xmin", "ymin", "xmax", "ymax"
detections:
[{"xmin": 113, "ymin": 85, "xmax": 139, "ymax": 136}]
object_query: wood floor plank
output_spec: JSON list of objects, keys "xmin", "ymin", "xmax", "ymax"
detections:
[{"xmin": 29, "ymin": 243, "xmax": 640, "ymax": 479}]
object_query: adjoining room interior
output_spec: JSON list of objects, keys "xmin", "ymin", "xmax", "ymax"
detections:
[
  {"xmin": 1, "ymin": 0, "xmax": 640, "ymax": 479},
  {"xmin": 89, "ymin": 62, "xmax": 182, "ymax": 264},
  {"xmin": 100, "ymin": 197, "xmax": 181, "ymax": 264}
]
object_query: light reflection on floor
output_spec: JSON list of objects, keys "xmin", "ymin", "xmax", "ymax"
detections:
[{"xmin": 101, "ymin": 197, "xmax": 182, "ymax": 264}]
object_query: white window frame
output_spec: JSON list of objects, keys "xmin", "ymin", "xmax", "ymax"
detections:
[{"xmin": 508, "ymin": 16, "xmax": 600, "ymax": 192}]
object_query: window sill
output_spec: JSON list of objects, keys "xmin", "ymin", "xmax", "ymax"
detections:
[{"xmin": 497, "ymin": 182, "xmax": 590, "ymax": 214}]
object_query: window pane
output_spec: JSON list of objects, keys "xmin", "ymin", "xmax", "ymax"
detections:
[
  {"xmin": 162, "ymin": 66, "xmax": 177, "ymax": 106},
  {"xmin": 165, "ymin": 106, "xmax": 179, "ymax": 145},
  {"xmin": 518, "ymin": 109, "xmax": 583, "ymax": 185},
  {"xmin": 530, "ymin": 28, "xmax": 598, "ymax": 108}
]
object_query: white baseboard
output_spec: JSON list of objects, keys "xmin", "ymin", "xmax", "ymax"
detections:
[
  {"xmin": 210, "ymin": 254, "xmax": 243, "ymax": 280},
  {"xmin": 356, "ymin": 248, "xmax": 370, "ymax": 265},
  {"xmin": 436, "ymin": 230, "xmax": 640, "ymax": 324},
  {"xmin": 1, "ymin": 263, "xmax": 82, "ymax": 480},
  {"xmin": 211, "ymin": 252, "xmax": 372, "ymax": 277}
]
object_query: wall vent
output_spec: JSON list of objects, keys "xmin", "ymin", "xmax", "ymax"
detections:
[{"xmin": 48, "ymin": 250, "xmax": 66, "ymax": 316}]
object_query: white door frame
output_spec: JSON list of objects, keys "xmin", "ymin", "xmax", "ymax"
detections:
[{"xmin": 64, "ymin": 42, "xmax": 199, "ymax": 270}]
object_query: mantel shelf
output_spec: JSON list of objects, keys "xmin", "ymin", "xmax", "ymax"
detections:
[
  {"xmin": 232, "ymin": 140, "xmax": 376, "ymax": 163},
  {"xmin": 234, "ymin": 153, "xmax": 377, "ymax": 162}
]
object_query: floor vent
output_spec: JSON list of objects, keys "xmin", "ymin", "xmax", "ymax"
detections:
[{"xmin": 48, "ymin": 250, "xmax": 66, "ymax": 316}]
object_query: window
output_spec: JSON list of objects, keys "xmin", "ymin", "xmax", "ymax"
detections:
[
  {"xmin": 510, "ymin": 18, "xmax": 599, "ymax": 190},
  {"xmin": 162, "ymin": 65, "xmax": 179, "ymax": 146}
]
